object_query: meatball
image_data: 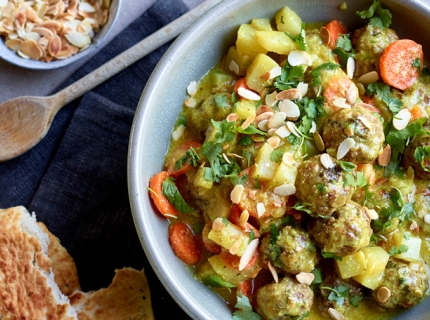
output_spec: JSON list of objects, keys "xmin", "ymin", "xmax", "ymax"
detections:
[
  {"xmin": 372, "ymin": 258, "xmax": 429, "ymax": 309},
  {"xmin": 402, "ymin": 134, "xmax": 430, "ymax": 180},
  {"xmin": 322, "ymin": 105, "xmax": 385, "ymax": 164},
  {"xmin": 256, "ymin": 276, "xmax": 314, "ymax": 319},
  {"xmin": 351, "ymin": 24, "xmax": 399, "ymax": 76},
  {"xmin": 260, "ymin": 226, "xmax": 318, "ymax": 274},
  {"xmin": 309, "ymin": 201, "xmax": 372, "ymax": 255},
  {"xmin": 295, "ymin": 154, "xmax": 353, "ymax": 216}
]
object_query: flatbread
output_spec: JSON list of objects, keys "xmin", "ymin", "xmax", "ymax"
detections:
[
  {"xmin": 0, "ymin": 206, "xmax": 77, "ymax": 319},
  {"xmin": 69, "ymin": 268, "xmax": 154, "ymax": 320},
  {"xmin": 38, "ymin": 222, "xmax": 81, "ymax": 296}
]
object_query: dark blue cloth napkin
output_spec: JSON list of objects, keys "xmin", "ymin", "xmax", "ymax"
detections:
[{"xmin": 0, "ymin": 0, "xmax": 191, "ymax": 318}]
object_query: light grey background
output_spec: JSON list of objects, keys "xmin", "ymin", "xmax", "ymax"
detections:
[{"xmin": 0, "ymin": 0, "xmax": 204, "ymax": 103}]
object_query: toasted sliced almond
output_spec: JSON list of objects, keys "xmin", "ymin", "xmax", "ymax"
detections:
[
  {"xmin": 357, "ymin": 71, "xmax": 379, "ymax": 85},
  {"xmin": 314, "ymin": 132, "xmax": 325, "ymax": 151},
  {"xmin": 347, "ymin": 57, "xmax": 355, "ymax": 79},
  {"xmin": 328, "ymin": 308, "xmax": 345, "ymax": 320},
  {"xmin": 356, "ymin": 82, "xmax": 365, "ymax": 96},
  {"xmin": 0, "ymin": 0, "xmax": 8, "ymax": 7},
  {"xmin": 187, "ymin": 81, "xmax": 197, "ymax": 96},
  {"xmin": 275, "ymin": 125, "xmax": 291, "ymax": 138},
  {"xmin": 5, "ymin": 38, "xmax": 23, "ymax": 51},
  {"xmin": 269, "ymin": 66, "xmax": 282, "ymax": 79},
  {"xmin": 364, "ymin": 207, "xmax": 379, "ymax": 220},
  {"xmin": 255, "ymin": 111, "xmax": 274, "ymax": 124},
  {"xmin": 265, "ymin": 91, "xmax": 278, "ymax": 107},
  {"xmin": 267, "ymin": 136, "xmax": 281, "ymax": 149},
  {"xmin": 378, "ymin": 145, "xmax": 391, "ymax": 167},
  {"xmin": 229, "ymin": 237, "xmax": 242, "ymax": 255},
  {"xmin": 278, "ymin": 100, "xmax": 300, "ymax": 119},
  {"xmin": 65, "ymin": 31, "xmax": 90, "ymax": 48},
  {"xmin": 344, "ymin": 126, "xmax": 354, "ymax": 137},
  {"xmin": 320, "ymin": 153, "xmax": 335, "ymax": 169},
  {"xmin": 286, "ymin": 121, "xmax": 300, "ymax": 137},
  {"xmin": 309, "ymin": 121, "xmax": 317, "ymax": 134},
  {"xmin": 222, "ymin": 153, "xmax": 231, "ymax": 164},
  {"xmin": 268, "ymin": 112, "xmax": 287, "ymax": 129},
  {"xmin": 296, "ymin": 272, "xmax": 314, "ymax": 285},
  {"xmin": 239, "ymin": 210, "xmax": 249, "ymax": 228},
  {"xmin": 260, "ymin": 71, "xmax": 271, "ymax": 81},
  {"xmin": 276, "ymin": 88, "xmax": 300, "ymax": 101},
  {"xmin": 171, "ymin": 125, "xmax": 185, "ymax": 141},
  {"xmin": 256, "ymin": 105, "xmax": 273, "ymax": 115},
  {"xmin": 333, "ymin": 97, "xmax": 351, "ymax": 109},
  {"xmin": 256, "ymin": 203, "xmax": 266, "ymax": 217},
  {"xmin": 79, "ymin": 2, "xmax": 96, "ymax": 13},
  {"xmin": 345, "ymin": 85, "xmax": 357, "ymax": 105},
  {"xmin": 212, "ymin": 217, "xmax": 225, "ymax": 231},
  {"xmin": 238, "ymin": 87, "xmax": 260, "ymax": 101},
  {"xmin": 273, "ymin": 183, "xmax": 296, "ymax": 196},
  {"xmin": 393, "ymin": 109, "xmax": 411, "ymax": 130},
  {"xmin": 227, "ymin": 113, "xmax": 238, "ymax": 122},
  {"xmin": 288, "ymin": 50, "xmax": 312, "ymax": 66},
  {"xmin": 33, "ymin": 26, "xmax": 54, "ymax": 38},
  {"xmin": 20, "ymin": 39, "xmax": 43, "ymax": 60},
  {"xmin": 297, "ymin": 82, "xmax": 308, "ymax": 99},
  {"xmin": 357, "ymin": 115, "xmax": 372, "ymax": 129},
  {"xmin": 376, "ymin": 287, "xmax": 391, "ymax": 304},
  {"xmin": 229, "ymin": 60, "xmax": 240, "ymax": 75},
  {"xmin": 239, "ymin": 239, "xmax": 259, "ymax": 271},
  {"xmin": 337, "ymin": 137, "xmax": 355, "ymax": 160},
  {"xmin": 184, "ymin": 98, "xmax": 196, "ymax": 108},
  {"xmin": 258, "ymin": 119, "xmax": 269, "ymax": 131},
  {"xmin": 282, "ymin": 152, "xmax": 295, "ymax": 166},
  {"xmin": 320, "ymin": 26, "xmax": 330, "ymax": 45},
  {"xmin": 241, "ymin": 115, "xmax": 256, "ymax": 130},
  {"xmin": 267, "ymin": 261, "xmax": 278, "ymax": 283},
  {"xmin": 231, "ymin": 184, "xmax": 244, "ymax": 204}
]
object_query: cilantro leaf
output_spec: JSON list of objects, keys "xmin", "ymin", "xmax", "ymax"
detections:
[
  {"xmin": 161, "ymin": 178, "xmax": 193, "ymax": 213},
  {"xmin": 270, "ymin": 149, "xmax": 284, "ymax": 163},
  {"xmin": 243, "ymin": 150, "xmax": 253, "ymax": 167},
  {"xmin": 291, "ymin": 202, "xmax": 313, "ymax": 214},
  {"xmin": 338, "ymin": 161, "xmax": 356, "ymax": 172},
  {"xmin": 272, "ymin": 62, "xmax": 305, "ymax": 91},
  {"xmin": 414, "ymin": 146, "xmax": 430, "ymax": 172},
  {"xmin": 333, "ymin": 47, "xmax": 355, "ymax": 67},
  {"xmin": 356, "ymin": 0, "xmax": 392, "ymax": 28},
  {"xmin": 316, "ymin": 183, "xmax": 326, "ymax": 193},
  {"xmin": 203, "ymin": 275, "xmax": 236, "ymax": 292},
  {"xmin": 233, "ymin": 292, "xmax": 261, "ymax": 320},
  {"xmin": 336, "ymin": 34, "xmax": 352, "ymax": 51},
  {"xmin": 321, "ymin": 285, "xmax": 350, "ymax": 306},
  {"xmin": 367, "ymin": 82, "xmax": 402, "ymax": 114},
  {"xmin": 174, "ymin": 147, "xmax": 200, "ymax": 171},
  {"xmin": 343, "ymin": 171, "xmax": 368, "ymax": 188},
  {"xmin": 321, "ymin": 252, "xmax": 343, "ymax": 261},
  {"xmin": 349, "ymin": 294, "xmax": 362, "ymax": 307},
  {"xmin": 269, "ymin": 224, "xmax": 280, "ymax": 244},
  {"xmin": 412, "ymin": 57, "xmax": 421, "ymax": 74},
  {"xmin": 297, "ymin": 311, "xmax": 310, "ymax": 320},
  {"xmin": 238, "ymin": 136, "xmax": 253, "ymax": 146},
  {"xmin": 237, "ymin": 125, "xmax": 267, "ymax": 136},
  {"xmin": 311, "ymin": 268, "xmax": 323, "ymax": 285},
  {"xmin": 212, "ymin": 119, "xmax": 236, "ymax": 143},
  {"xmin": 389, "ymin": 244, "xmax": 409, "ymax": 256},
  {"xmin": 286, "ymin": 24, "xmax": 307, "ymax": 51},
  {"xmin": 214, "ymin": 95, "xmax": 229, "ymax": 108},
  {"xmin": 310, "ymin": 63, "xmax": 340, "ymax": 87}
]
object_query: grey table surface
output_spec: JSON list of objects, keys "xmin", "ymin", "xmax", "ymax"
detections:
[{"xmin": 0, "ymin": 0, "xmax": 204, "ymax": 104}]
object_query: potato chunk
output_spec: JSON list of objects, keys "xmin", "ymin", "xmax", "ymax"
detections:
[
  {"xmin": 208, "ymin": 218, "xmax": 250, "ymax": 256},
  {"xmin": 353, "ymin": 246, "xmax": 389, "ymax": 289},
  {"xmin": 246, "ymin": 53, "xmax": 279, "ymax": 93},
  {"xmin": 225, "ymin": 46, "xmax": 252, "ymax": 76},
  {"xmin": 255, "ymin": 31, "xmax": 296, "ymax": 55},
  {"xmin": 275, "ymin": 6, "xmax": 302, "ymax": 36},
  {"xmin": 251, "ymin": 18, "xmax": 272, "ymax": 31},
  {"xmin": 336, "ymin": 250, "xmax": 366, "ymax": 279},
  {"xmin": 236, "ymin": 24, "xmax": 267, "ymax": 58},
  {"xmin": 253, "ymin": 142, "xmax": 276, "ymax": 182}
]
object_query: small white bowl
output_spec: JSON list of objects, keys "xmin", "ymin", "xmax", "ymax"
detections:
[{"xmin": 0, "ymin": 0, "xmax": 121, "ymax": 70}]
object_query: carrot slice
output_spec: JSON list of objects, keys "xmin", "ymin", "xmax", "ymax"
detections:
[
  {"xmin": 237, "ymin": 279, "xmax": 253, "ymax": 298},
  {"xmin": 234, "ymin": 77, "xmax": 249, "ymax": 93},
  {"xmin": 169, "ymin": 222, "xmax": 201, "ymax": 265},
  {"xmin": 323, "ymin": 20, "xmax": 347, "ymax": 49},
  {"xmin": 149, "ymin": 171, "xmax": 180, "ymax": 217},
  {"xmin": 202, "ymin": 221, "xmax": 221, "ymax": 254},
  {"xmin": 380, "ymin": 39, "xmax": 423, "ymax": 90},
  {"xmin": 229, "ymin": 205, "xmax": 260, "ymax": 237},
  {"xmin": 410, "ymin": 105, "xmax": 424, "ymax": 120}
]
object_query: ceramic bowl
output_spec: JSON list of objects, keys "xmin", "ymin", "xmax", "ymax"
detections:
[
  {"xmin": 128, "ymin": 0, "xmax": 430, "ymax": 319},
  {"xmin": 0, "ymin": 0, "xmax": 121, "ymax": 70}
]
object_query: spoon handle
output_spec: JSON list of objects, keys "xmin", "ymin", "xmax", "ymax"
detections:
[{"xmin": 51, "ymin": 0, "xmax": 223, "ymax": 112}]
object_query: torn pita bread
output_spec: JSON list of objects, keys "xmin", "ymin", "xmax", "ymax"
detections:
[
  {"xmin": 69, "ymin": 268, "xmax": 154, "ymax": 320},
  {"xmin": 0, "ymin": 206, "xmax": 77, "ymax": 319},
  {"xmin": 38, "ymin": 222, "xmax": 81, "ymax": 296}
]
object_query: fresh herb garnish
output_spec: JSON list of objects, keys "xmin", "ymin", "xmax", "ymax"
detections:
[
  {"xmin": 291, "ymin": 201, "xmax": 313, "ymax": 214},
  {"xmin": 343, "ymin": 171, "xmax": 368, "ymax": 188},
  {"xmin": 174, "ymin": 147, "xmax": 201, "ymax": 171},
  {"xmin": 321, "ymin": 252, "xmax": 343, "ymax": 261},
  {"xmin": 297, "ymin": 311, "xmax": 310, "ymax": 320},
  {"xmin": 161, "ymin": 178, "xmax": 194, "ymax": 213},
  {"xmin": 238, "ymin": 135, "xmax": 253, "ymax": 146},
  {"xmin": 321, "ymin": 285, "xmax": 350, "ymax": 305},
  {"xmin": 311, "ymin": 268, "xmax": 323, "ymax": 285},
  {"xmin": 203, "ymin": 275, "xmax": 236, "ymax": 292},
  {"xmin": 285, "ymin": 23, "xmax": 307, "ymax": 51},
  {"xmin": 272, "ymin": 61, "xmax": 305, "ymax": 91},
  {"xmin": 356, "ymin": 0, "xmax": 392, "ymax": 28},
  {"xmin": 214, "ymin": 94, "xmax": 229, "ymax": 108},
  {"xmin": 237, "ymin": 124, "xmax": 267, "ymax": 136},
  {"xmin": 233, "ymin": 291, "xmax": 262, "ymax": 320},
  {"xmin": 316, "ymin": 183, "xmax": 326, "ymax": 193},
  {"xmin": 389, "ymin": 244, "xmax": 409, "ymax": 256},
  {"xmin": 414, "ymin": 145, "xmax": 430, "ymax": 172},
  {"xmin": 333, "ymin": 34, "xmax": 354, "ymax": 67},
  {"xmin": 270, "ymin": 148, "xmax": 285, "ymax": 163},
  {"xmin": 412, "ymin": 57, "xmax": 421, "ymax": 74},
  {"xmin": 367, "ymin": 82, "xmax": 403, "ymax": 114},
  {"xmin": 349, "ymin": 294, "xmax": 362, "ymax": 307},
  {"xmin": 338, "ymin": 160, "xmax": 356, "ymax": 172},
  {"xmin": 309, "ymin": 62, "xmax": 340, "ymax": 87}
]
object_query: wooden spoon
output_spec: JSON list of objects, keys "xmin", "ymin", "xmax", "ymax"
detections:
[{"xmin": 0, "ymin": 0, "xmax": 222, "ymax": 162}]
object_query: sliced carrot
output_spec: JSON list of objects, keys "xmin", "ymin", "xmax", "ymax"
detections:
[
  {"xmin": 323, "ymin": 20, "xmax": 347, "ymax": 49},
  {"xmin": 237, "ymin": 279, "xmax": 253, "ymax": 298},
  {"xmin": 220, "ymin": 248, "xmax": 258, "ymax": 271},
  {"xmin": 362, "ymin": 95, "xmax": 375, "ymax": 106},
  {"xmin": 149, "ymin": 171, "xmax": 180, "ymax": 217},
  {"xmin": 234, "ymin": 77, "xmax": 249, "ymax": 93},
  {"xmin": 356, "ymin": 163, "xmax": 376, "ymax": 186},
  {"xmin": 169, "ymin": 222, "xmax": 201, "ymax": 265},
  {"xmin": 165, "ymin": 141, "xmax": 201, "ymax": 177},
  {"xmin": 410, "ymin": 105, "xmax": 424, "ymax": 120},
  {"xmin": 229, "ymin": 205, "xmax": 260, "ymax": 237},
  {"xmin": 323, "ymin": 76, "xmax": 357, "ymax": 112},
  {"xmin": 380, "ymin": 39, "xmax": 423, "ymax": 90},
  {"xmin": 202, "ymin": 221, "xmax": 221, "ymax": 254}
]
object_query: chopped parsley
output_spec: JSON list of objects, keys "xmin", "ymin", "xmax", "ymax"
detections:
[
  {"xmin": 414, "ymin": 146, "xmax": 430, "ymax": 172},
  {"xmin": 161, "ymin": 178, "xmax": 194, "ymax": 213},
  {"xmin": 366, "ymin": 82, "xmax": 403, "ymax": 114},
  {"xmin": 389, "ymin": 244, "xmax": 409, "ymax": 256},
  {"xmin": 174, "ymin": 147, "xmax": 201, "ymax": 171},
  {"xmin": 338, "ymin": 160, "xmax": 356, "ymax": 172},
  {"xmin": 270, "ymin": 148, "xmax": 285, "ymax": 163},
  {"xmin": 233, "ymin": 291, "xmax": 261, "ymax": 320},
  {"xmin": 311, "ymin": 268, "xmax": 323, "ymax": 285},
  {"xmin": 272, "ymin": 61, "xmax": 305, "ymax": 91},
  {"xmin": 321, "ymin": 285, "xmax": 350, "ymax": 305},
  {"xmin": 356, "ymin": 0, "xmax": 392, "ymax": 28},
  {"xmin": 285, "ymin": 23, "xmax": 307, "ymax": 51}
]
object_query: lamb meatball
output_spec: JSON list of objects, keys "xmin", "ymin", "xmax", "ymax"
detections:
[
  {"xmin": 308, "ymin": 201, "xmax": 372, "ymax": 256},
  {"xmin": 322, "ymin": 105, "xmax": 384, "ymax": 164},
  {"xmin": 295, "ymin": 154, "xmax": 353, "ymax": 216},
  {"xmin": 351, "ymin": 24, "xmax": 399, "ymax": 76},
  {"xmin": 260, "ymin": 226, "xmax": 318, "ymax": 274},
  {"xmin": 402, "ymin": 134, "xmax": 430, "ymax": 180},
  {"xmin": 372, "ymin": 259, "xmax": 429, "ymax": 309},
  {"xmin": 256, "ymin": 276, "xmax": 314, "ymax": 319}
]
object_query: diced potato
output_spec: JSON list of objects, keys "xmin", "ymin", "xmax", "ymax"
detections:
[
  {"xmin": 193, "ymin": 166, "xmax": 213, "ymax": 189},
  {"xmin": 255, "ymin": 31, "xmax": 296, "ymax": 55},
  {"xmin": 271, "ymin": 157, "xmax": 299, "ymax": 187},
  {"xmin": 251, "ymin": 18, "xmax": 272, "ymax": 31},
  {"xmin": 246, "ymin": 53, "xmax": 279, "ymax": 93},
  {"xmin": 275, "ymin": 6, "xmax": 302, "ymax": 36},
  {"xmin": 225, "ymin": 46, "xmax": 253, "ymax": 76},
  {"xmin": 211, "ymin": 69, "xmax": 236, "ymax": 88},
  {"xmin": 353, "ymin": 246, "xmax": 390, "ymax": 289},
  {"xmin": 208, "ymin": 255, "xmax": 261, "ymax": 285},
  {"xmin": 336, "ymin": 251, "xmax": 366, "ymax": 279},
  {"xmin": 195, "ymin": 261, "xmax": 217, "ymax": 281},
  {"xmin": 208, "ymin": 219, "xmax": 250, "ymax": 256},
  {"xmin": 252, "ymin": 142, "xmax": 276, "ymax": 182},
  {"xmin": 236, "ymin": 24, "xmax": 267, "ymax": 58},
  {"xmin": 390, "ymin": 230, "xmax": 422, "ymax": 262},
  {"xmin": 234, "ymin": 99, "xmax": 257, "ymax": 120}
]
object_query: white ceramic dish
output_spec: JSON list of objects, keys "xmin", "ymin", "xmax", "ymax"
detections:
[
  {"xmin": 0, "ymin": 0, "xmax": 121, "ymax": 70},
  {"xmin": 128, "ymin": 0, "xmax": 430, "ymax": 319}
]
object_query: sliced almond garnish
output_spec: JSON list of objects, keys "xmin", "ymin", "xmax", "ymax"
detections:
[
  {"xmin": 328, "ymin": 308, "xmax": 345, "ymax": 320},
  {"xmin": 288, "ymin": 50, "xmax": 312, "ymax": 66},
  {"xmin": 65, "ymin": 31, "xmax": 90, "ymax": 48},
  {"xmin": 273, "ymin": 183, "xmax": 296, "ymax": 196},
  {"xmin": 364, "ymin": 207, "xmax": 379, "ymax": 220},
  {"xmin": 286, "ymin": 121, "xmax": 300, "ymax": 137},
  {"xmin": 276, "ymin": 88, "xmax": 300, "ymax": 101},
  {"xmin": 187, "ymin": 81, "xmax": 197, "ymax": 97},
  {"xmin": 347, "ymin": 57, "xmax": 355, "ymax": 79},
  {"xmin": 171, "ymin": 125, "xmax": 185, "ymax": 141},
  {"xmin": 393, "ymin": 109, "xmax": 411, "ymax": 130},
  {"xmin": 410, "ymin": 220, "xmax": 418, "ymax": 232},
  {"xmin": 256, "ymin": 203, "xmax": 266, "ymax": 217},
  {"xmin": 184, "ymin": 98, "xmax": 196, "ymax": 108},
  {"xmin": 345, "ymin": 85, "xmax": 357, "ymax": 105},
  {"xmin": 357, "ymin": 115, "xmax": 372, "ymax": 129},
  {"xmin": 238, "ymin": 87, "xmax": 260, "ymax": 101},
  {"xmin": 275, "ymin": 125, "xmax": 291, "ymax": 138},
  {"xmin": 297, "ymin": 82, "xmax": 308, "ymax": 99},
  {"xmin": 257, "ymin": 119, "xmax": 269, "ymax": 131},
  {"xmin": 376, "ymin": 287, "xmax": 391, "ymax": 304},
  {"xmin": 356, "ymin": 82, "xmax": 365, "ymax": 96},
  {"xmin": 320, "ymin": 153, "xmax": 335, "ymax": 169},
  {"xmin": 20, "ymin": 39, "xmax": 42, "ymax": 60},
  {"xmin": 378, "ymin": 145, "xmax": 391, "ymax": 167},
  {"xmin": 333, "ymin": 97, "xmax": 351, "ymax": 109},
  {"xmin": 269, "ymin": 66, "xmax": 282, "ymax": 79},
  {"xmin": 309, "ymin": 121, "xmax": 317, "ymax": 134},
  {"xmin": 5, "ymin": 38, "xmax": 23, "ymax": 51},
  {"xmin": 278, "ymin": 100, "xmax": 300, "ymax": 120},
  {"xmin": 265, "ymin": 91, "xmax": 278, "ymax": 107},
  {"xmin": 256, "ymin": 105, "xmax": 273, "ymax": 115},
  {"xmin": 229, "ymin": 60, "xmax": 240, "ymax": 75},
  {"xmin": 314, "ymin": 132, "xmax": 325, "ymax": 151},
  {"xmin": 231, "ymin": 184, "xmax": 244, "ymax": 204},
  {"xmin": 241, "ymin": 115, "xmax": 256, "ymax": 130},
  {"xmin": 267, "ymin": 261, "xmax": 278, "ymax": 283},
  {"xmin": 212, "ymin": 217, "xmax": 225, "ymax": 231},
  {"xmin": 282, "ymin": 152, "xmax": 295, "ymax": 166},
  {"xmin": 296, "ymin": 272, "xmax": 314, "ymax": 285},
  {"xmin": 255, "ymin": 111, "xmax": 274, "ymax": 124},
  {"xmin": 268, "ymin": 112, "xmax": 287, "ymax": 129},
  {"xmin": 229, "ymin": 237, "xmax": 242, "ymax": 255},
  {"xmin": 267, "ymin": 136, "xmax": 280, "ymax": 149},
  {"xmin": 226, "ymin": 113, "xmax": 238, "ymax": 122},
  {"xmin": 239, "ymin": 239, "xmax": 259, "ymax": 271},
  {"xmin": 33, "ymin": 26, "xmax": 54, "ymax": 38},
  {"xmin": 320, "ymin": 26, "xmax": 330, "ymax": 45},
  {"xmin": 222, "ymin": 153, "xmax": 231, "ymax": 164},
  {"xmin": 337, "ymin": 138, "xmax": 355, "ymax": 160},
  {"xmin": 239, "ymin": 210, "xmax": 249, "ymax": 228},
  {"xmin": 0, "ymin": 0, "xmax": 9, "ymax": 8},
  {"xmin": 357, "ymin": 71, "xmax": 379, "ymax": 85}
]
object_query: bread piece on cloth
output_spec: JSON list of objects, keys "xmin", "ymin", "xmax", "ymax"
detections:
[
  {"xmin": 38, "ymin": 222, "xmax": 81, "ymax": 296},
  {"xmin": 69, "ymin": 268, "xmax": 154, "ymax": 320},
  {"xmin": 0, "ymin": 206, "xmax": 77, "ymax": 319}
]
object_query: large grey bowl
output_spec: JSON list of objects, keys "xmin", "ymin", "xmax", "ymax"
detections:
[
  {"xmin": 128, "ymin": 0, "xmax": 430, "ymax": 319},
  {"xmin": 0, "ymin": 0, "xmax": 121, "ymax": 70}
]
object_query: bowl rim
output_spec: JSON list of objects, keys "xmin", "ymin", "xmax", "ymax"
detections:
[{"xmin": 0, "ymin": 0, "xmax": 122, "ymax": 70}]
